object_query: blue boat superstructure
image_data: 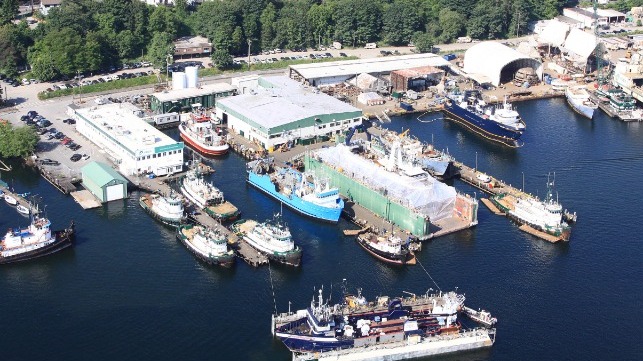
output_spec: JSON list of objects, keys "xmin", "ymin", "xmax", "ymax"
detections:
[
  {"xmin": 247, "ymin": 159, "xmax": 344, "ymax": 223},
  {"xmin": 442, "ymin": 90, "xmax": 525, "ymax": 147}
]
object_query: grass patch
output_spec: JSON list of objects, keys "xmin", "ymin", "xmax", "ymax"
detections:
[
  {"xmin": 199, "ymin": 56, "xmax": 359, "ymax": 77},
  {"xmin": 38, "ymin": 75, "xmax": 160, "ymax": 100},
  {"xmin": 38, "ymin": 56, "xmax": 360, "ymax": 99}
]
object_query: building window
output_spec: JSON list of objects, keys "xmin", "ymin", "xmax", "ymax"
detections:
[{"xmin": 153, "ymin": 154, "xmax": 156, "ymax": 158}]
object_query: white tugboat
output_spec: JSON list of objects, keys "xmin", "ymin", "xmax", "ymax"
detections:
[
  {"xmin": 232, "ymin": 214, "xmax": 302, "ymax": 267},
  {"xmin": 180, "ymin": 169, "xmax": 239, "ymax": 221},
  {"xmin": 565, "ymin": 85, "xmax": 598, "ymax": 119},
  {"xmin": 176, "ymin": 224, "xmax": 235, "ymax": 267},
  {"xmin": 139, "ymin": 191, "xmax": 185, "ymax": 228},
  {"xmin": 1, "ymin": 208, "xmax": 75, "ymax": 264},
  {"xmin": 491, "ymin": 174, "xmax": 572, "ymax": 241}
]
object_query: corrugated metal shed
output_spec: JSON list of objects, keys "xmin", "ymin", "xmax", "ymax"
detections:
[
  {"xmin": 289, "ymin": 54, "xmax": 450, "ymax": 86},
  {"xmin": 149, "ymin": 83, "xmax": 236, "ymax": 113},
  {"xmin": 538, "ymin": 19, "xmax": 571, "ymax": 47},
  {"xmin": 81, "ymin": 161, "xmax": 128, "ymax": 203},
  {"xmin": 216, "ymin": 76, "xmax": 362, "ymax": 134},
  {"xmin": 562, "ymin": 28, "xmax": 599, "ymax": 62}
]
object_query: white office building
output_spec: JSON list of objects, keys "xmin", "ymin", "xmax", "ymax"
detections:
[{"xmin": 69, "ymin": 103, "xmax": 184, "ymax": 176}]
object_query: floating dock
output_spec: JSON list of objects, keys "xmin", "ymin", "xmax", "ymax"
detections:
[
  {"xmin": 480, "ymin": 198, "xmax": 505, "ymax": 215},
  {"xmin": 292, "ymin": 328, "xmax": 495, "ymax": 361},
  {"xmin": 70, "ymin": 190, "xmax": 102, "ymax": 209}
]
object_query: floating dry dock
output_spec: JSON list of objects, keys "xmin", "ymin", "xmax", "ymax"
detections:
[
  {"xmin": 305, "ymin": 144, "xmax": 478, "ymax": 240},
  {"xmin": 292, "ymin": 328, "xmax": 495, "ymax": 361}
]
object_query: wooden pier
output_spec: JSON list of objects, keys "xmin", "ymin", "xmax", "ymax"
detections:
[
  {"xmin": 38, "ymin": 166, "xmax": 79, "ymax": 195},
  {"xmin": 480, "ymin": 198, "xmax": 505, "ymax": 215}
]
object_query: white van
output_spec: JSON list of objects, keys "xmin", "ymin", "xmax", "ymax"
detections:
[
  {"xmin": 365, "ymin": 43, "xmax": 377, "ymax": 49},
  {"xmin": 332, "ymin": 42, "xmax": 342, "ymax": 50}
]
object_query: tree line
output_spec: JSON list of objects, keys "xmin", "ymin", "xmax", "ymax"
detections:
[{"xmin": 0, "ymin": 0, "xmax": 581, "ymax": 81}]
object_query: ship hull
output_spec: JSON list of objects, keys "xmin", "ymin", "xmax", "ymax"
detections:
[
  {"xmin": 565, "ymin": 94, "xmax": 595, "ymax": 119},
  {"xmin": 505, "ymin": 211, "xmax": 571, "ymax": 241},
  {"xmin": 0, "ymin": 224, "xmax": 75, "ymax": 265},
  {"xmin": 244, "ymin": 238, "xmax": 302, "ymax": 267},
  {"xmin": 247, "ymin": 172, "xmax": 342, "ymax": 223},
  {"xmin": 176, "ymin": 232, "xmax": 235, "ymax": 268},
  {"xmin": 139, "ymin": 197, "xmax": 183, "ymax": 228},
  {"xmin": 442, "ymin": 102, "xmax": 522, "ymax": 147},
  {"xmin": 356, "ymin": 235, "xmax": 415, "ymax": 265},
  {"xmin": 179, "ymin": 125, "xmax": 229, "ymax": 156}
]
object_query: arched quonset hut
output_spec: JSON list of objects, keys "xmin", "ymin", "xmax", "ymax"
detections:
[{"xmin": 463, "ymin": 41, "xmax": 543, "ymax": 86}]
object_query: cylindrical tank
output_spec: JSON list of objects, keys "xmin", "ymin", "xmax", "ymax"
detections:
[
  {"xmin": 185, "ymin": 66, "xmax": 198, "ymax": 88},
  {"xmin": 172, "ymin": 72, "xmax": 186, "ymax": 90}
]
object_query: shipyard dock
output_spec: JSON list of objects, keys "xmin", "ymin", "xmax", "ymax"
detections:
[{"xmin": 130, "ymin": 172, "xmax": 268, "ymax": 267}]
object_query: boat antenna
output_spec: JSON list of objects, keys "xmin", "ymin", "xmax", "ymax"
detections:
[
  {"xmin": 267, "ymin": 260, "xmax": 278, "ymax": 316},
  {"xmin": 415, "ymin": 256, "xmax": 442, "ymax": 292}
]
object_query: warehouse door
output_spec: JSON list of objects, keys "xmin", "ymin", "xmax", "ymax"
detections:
[{"xmin": 106, "ymin": 184, "xmax": 124, "ymax": 202}]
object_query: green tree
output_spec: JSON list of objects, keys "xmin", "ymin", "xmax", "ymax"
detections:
[
  {"xmin": 149, "ymin": 5, "xmax": 178, "ymax": 38},
  {"xmin": 0, "ymin": 0, "xmax": 18, "ymax": 25},
  {"xmin": 274, "ymin": 0, "xmax": 312, "ymax": 49},
  {"xmin": 211, "ymin": 48, "xmax": 233, "ymax": 70},
  {"xmin": 147, "ymin": 32, "xmax": 174, "ymax": 69},
  {"xmin": 412, "ymin": 32, "xmax": 434, "ymax": 53},
  {"xmin": 259, "ymin": 2, "xmax": 277, "ymax": 51},
  {"xmin": 28, "ymin": 28, "xmax": 85, "ymax": 79},
  {"xmin": 437, "ymin": 8, "xmax": 464, "ymax": 43},
  {"xmin": 231, "ymin": 26, "xmax": 245, "ymax": 55},
  {"xmin": 382, "ymin": 0, "xmax": 422, "ymax": 45},
  {"xmin": 0, "ymin": 123, "xmax": 39, "ymax": 158},
  {"xmin": 308, "ymin": 3, "xmax": 334, "ymax": 48},
  {"xmin": 333, "ymin": 0, "xmax": 382, "ymax": 46}
]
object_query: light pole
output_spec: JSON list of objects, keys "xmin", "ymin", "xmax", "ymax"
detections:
[
  {"xmin": 247, "ymin": 39, "xmax": 252, "ymax": 71},
  {"xmin": 165, "ymin": 54, "xmax": 173, "ymax": 88},
  {"xmin": 77, "ymin": 70, "xmax": 82, "ymax": 104}
]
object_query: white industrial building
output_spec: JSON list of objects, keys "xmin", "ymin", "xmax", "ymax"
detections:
[
  {"xmin": 560, "ymin": 28, "xmax": 601, "ymax": 71},
  {"xmin": 215, "ymin": 76, "xmax": 363, "ymax": 151},
  {"xmin": 463, "ymin": 42, "xmax": 543, "ymax": 86},
  {"xmin": 69, "ymin": 103, "xmax": 184, "ymax": 177},
  {"xmin": 289, "ymin": 53, "xmax": 450, "ymax": 87}
]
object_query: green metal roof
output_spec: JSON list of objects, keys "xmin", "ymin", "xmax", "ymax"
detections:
[{"xmin": 81, "ymin": 161, "xmax": 128, "ymax": 187}]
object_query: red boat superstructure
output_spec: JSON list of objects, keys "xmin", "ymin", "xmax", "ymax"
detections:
[{"xmin": 179, "ymin": 112, "xmax": 229, "ymax": 156}]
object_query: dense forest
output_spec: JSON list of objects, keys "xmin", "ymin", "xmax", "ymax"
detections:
[{"xmin": 0, "ymin": 0, "xmax": 637, "ymax": 81}]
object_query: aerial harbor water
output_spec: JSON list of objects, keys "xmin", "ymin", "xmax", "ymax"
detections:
[{"xmin": 1, "ymin": 97, "xmax": 641, "ymax": 361}]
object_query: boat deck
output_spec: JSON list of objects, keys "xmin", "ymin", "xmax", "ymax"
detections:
[
  {"xmin": 207, "ymin": 201, "xmax": 238, "ymax": 215},
  {"xmin": 234, "ymin": 238, "xmax": 269, "ymax": 267},
  {"xmin": 480, "ymin": 198, "xmax": 504, "ymax": 215},
  {"xmin": 518, "ymin": 224, "xmax": 563, "ymax": 243}
]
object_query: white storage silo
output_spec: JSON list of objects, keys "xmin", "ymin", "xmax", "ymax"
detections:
[
  {"xmin": 172, "ymin": 72, "xmax": 187, "ymax": 90},
  {"xmin": 185, "ymin": 66, "xmax": 198, "ymax": 88}
]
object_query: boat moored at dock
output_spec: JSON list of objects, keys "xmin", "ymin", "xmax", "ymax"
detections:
[
  {"xmin": 180, "ymin": 169, "xmax": 240, "ymax": 221},
  {"xmin": 178, "ymin": 112, "xmax": 229, "ymax": 156},
  {"xmin": 139, "ymin": 191, "xmax": 186, "ymax": 228},
  {"xmin": 247, "ymin": 159, "xmax": 344, "ymax": 223},
  {"xmin": 272, "ymin": 283, "xmax": 495, "ymax": 360},
  {"xmin": 442, "ymin": 90, "xmax": 525, "ymax": 147},
  {"xmin": 356, "ymin": 232, "xmax": 416, "ymax": 265},
  {"xmin": 565, "ymin": 85, "xmax": 598, "ymax": 119},
  {"xmin": 1, "ymin": 211, "xmax": 75, "ymax": 265},
  {"xmin": 490, "ymin": 176, "xmax": 572, "ymax": 241},
  {"xmin": 232, "ymin": 215, "xmax": 302, "ymax": 267},
  {"xmin": 176, "ymin": 223, "xmax": 235, "ymax": 267}
]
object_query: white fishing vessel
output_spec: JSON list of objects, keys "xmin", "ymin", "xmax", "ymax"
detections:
[
  {"xmin": 232, "ymin": 214, "xmax": 302, "ymax": 266},
  {"xmin": 492, "ymin": 96, "xmax": 526, "ymax": 133},
  {"xmin": 565, "ymin": 85, "xmax": 598, "ymax": 119},
  {"xmin": 1, "ymin": 211, "xmax": 75, "ymax": 264},
  {"xmin": 139, "ymin": 191, "xmax": 185, "ymax": 228},
  {"xmin": 176, "ymin": 224, "xmax": 235, "ymax": 267},
  {"xmin": 463, "ymin": 306, "xmax": 497, "ymax": 328}
]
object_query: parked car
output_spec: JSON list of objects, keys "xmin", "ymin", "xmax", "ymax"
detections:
[
  {"xmin": 81, "ymin": 154, "xmax": 90, "ymax": 160},
  {"xmin": 61, "ymin": 138, "xmax": 72, "ymax": 145},
  {"xmin": 70, "ymin": 154, "xmax": 82, "ymax": 162},
  {"xmin": 39, "ymin": 159, "xmax": 60, "ymax": 166},
  {"xmin": 70, "ymin": 144, "xmax": 82, "ymax": 151},
  {"xmin": 48, "ymin": 128, "xmax": 58, "ymax": 134},
  {"xmin": 339, "ymin": 52, "xmax": 348, "ymax": 57},
  {"xmin": 66, "ymin": 142, "xmax": 77, "ymax": 148},
  {"xmin": 54, "ymin": 132, "xmax": 65, "ymax": 139}
]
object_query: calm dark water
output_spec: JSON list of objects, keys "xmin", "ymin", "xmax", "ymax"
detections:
[{"xmin": 1, "ymin": 98, "xmax": 641, "ymax": 361}]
